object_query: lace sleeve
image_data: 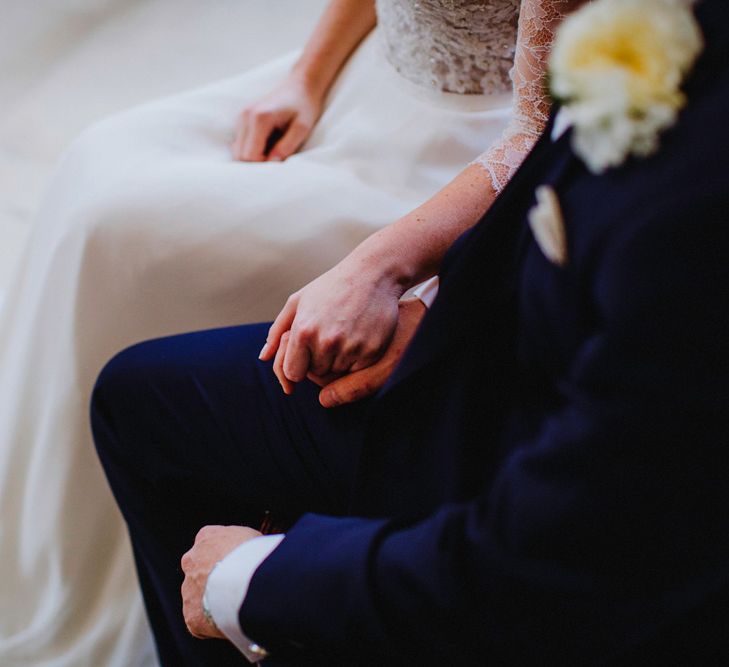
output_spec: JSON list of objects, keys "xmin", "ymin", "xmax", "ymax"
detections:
[{"xmin": 472, "ymin": 0, "xmax": 585, "ymax": 193}]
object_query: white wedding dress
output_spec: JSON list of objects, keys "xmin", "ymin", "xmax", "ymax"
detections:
[{"xmin": 0, "ymin": 1, "xmax": 568, "ymax": 665}]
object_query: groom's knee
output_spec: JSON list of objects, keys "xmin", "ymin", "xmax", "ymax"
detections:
[
  {"xmin": 91, "ymin": 338, "xmax": 165, "ymax": 467},
  {"xmin": 93, "ymin": 339, "xmax": 155, "ymax": 410}
]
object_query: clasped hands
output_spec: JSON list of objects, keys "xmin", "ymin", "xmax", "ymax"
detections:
[{"xmin": 260, "ymin": 260, "xmax": 426, "ymax": 407}]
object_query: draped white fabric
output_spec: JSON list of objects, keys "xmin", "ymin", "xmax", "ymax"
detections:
[
  {"xmin": 0, "ymin": 0, "xmax": 327, "ymax": 302},
  {"xmin": 0, "ymin": 21, "xmax": 512, "ymax": 667}
]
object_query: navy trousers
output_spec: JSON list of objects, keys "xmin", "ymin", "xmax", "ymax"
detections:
[{"xmin": 91, "ymin": 323, "xmax": 372, "ymax": 666}]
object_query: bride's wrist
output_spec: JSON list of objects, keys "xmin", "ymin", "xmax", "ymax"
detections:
[
  {"xmin": 344, "ymin": 241, "xmax": 419, "ymax": 299},
  {"xmin": 289, "ymin": 62, "xmax": 335, "ymax": 102}
]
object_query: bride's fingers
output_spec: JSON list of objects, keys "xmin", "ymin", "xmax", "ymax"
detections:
[
  {"xmin": 261, "ymin": 295, "xmax": 299, "ymax": 361},
  {"xmin": 240, "ymin": 112, "xmax": 275, "ymax": 162},
  {"xmin": 307, "ymin": 358, "xmax": 336, "ymax": 380},
  {"xmin": 232, "ymin": 113, "xmax": 249, "ymax": 162},
  {"xmin": 282, "ymin": 327, "xmax": 312, "ymax": 383},
  {"xmin": 307, "ymin": 345, "xmax": 339, "ymax": 379},
  {"xmin": 273, "ymin": 332, "xmax": 295, "ymax": 395},
  {"xmin": 330, "ymin": 350, "xmax": 359, "ymax": 376},
  {"xmin": 268, "ymin": 119, "xmax": 311, "ymax": 162},
  {"xmin": 349, "ymin": 348, "xmax": 386, "ymax": 373}
]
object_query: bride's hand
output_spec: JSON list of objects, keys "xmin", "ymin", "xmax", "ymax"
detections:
[
  {"xmin": 232, "ymin": 75, "xmax": 324, "ymax": 163},
  {"xmin": 260, "ymin": 260, "xmax": 405, "ymax": 390},
  {"xmin": 311, "ymin": 298, "xmax": 426, "ymax": 407}
]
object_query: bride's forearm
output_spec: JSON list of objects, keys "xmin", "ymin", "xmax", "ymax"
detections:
[
  {"xmin": 291, "ymin": 0, "xmax": 377, "ymax": 100},
  {"xmin": 345, "ymin": 164, "xmax": 498, "ymax": 293},
  {"xmin": 342, "ymin": 0, "xmax": 591, "ymax": 292},
  {"xmin": 264, "ymin": 166, "xmax": 498, "ymax": 384}
]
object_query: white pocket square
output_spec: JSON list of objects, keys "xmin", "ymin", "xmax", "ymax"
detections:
[{"xmin": 528, "ymin": 185, "xmax": 568, "ymax": 267}]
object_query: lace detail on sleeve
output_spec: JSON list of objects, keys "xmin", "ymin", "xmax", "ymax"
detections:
[{"xmin": 472, "ymin": 0, "xmax": 584, "ymax": 193}]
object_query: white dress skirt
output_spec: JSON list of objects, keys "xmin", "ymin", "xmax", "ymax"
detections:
[{"xmin": 0, "ymin": 30, "xmax": 512, "ymax": 667}]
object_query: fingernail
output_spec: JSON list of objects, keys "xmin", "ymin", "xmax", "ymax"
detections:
[
  {"xmin": 258, "ymin": 343, "xmax": 269, "ymax": 360},
  {"xmin": 268, "ymin": 154, "xmax": 283, "ymax": 162}
]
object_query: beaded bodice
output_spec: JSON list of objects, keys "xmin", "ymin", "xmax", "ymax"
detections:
[{"xmin": 376, "ymin": 0, "xmax": 520, "ymax": 95}]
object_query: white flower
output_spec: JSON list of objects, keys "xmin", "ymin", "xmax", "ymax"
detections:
[{"xmin": 550, "ymin": 0, "xmax": 703, "ymax": 173}]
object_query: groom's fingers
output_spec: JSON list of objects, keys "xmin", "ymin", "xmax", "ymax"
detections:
[
  {"xmin": 319, "ymin": 366, "xmax": 386, "ymax": 408},
  {"xmin": 318, "ymin": 299, "xmax": 426, "ymax": 408},
  {"xmin": 261, "ymin": 295, "xmax": 299, "ymax": 361}
]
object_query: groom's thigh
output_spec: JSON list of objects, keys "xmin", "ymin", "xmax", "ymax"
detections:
[
  {"xmin": 91, "ymin": 322, "xmax": 370, "ymax": 532},
  {"xmin": 91, "ymin": 323, "xmax": 368, "ymax": 666}
]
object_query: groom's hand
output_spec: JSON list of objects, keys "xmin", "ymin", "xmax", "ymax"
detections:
[
  {"xmin": 310, "ymin": 298, "xmax": 426, "ymax": 408},
  {"xmin": 181, "ymin": 525, "xmax": 261, "ymax": 640},
  {"xmin": 260, "ymin": 261, "xmax": 403, "ymax": 391}
]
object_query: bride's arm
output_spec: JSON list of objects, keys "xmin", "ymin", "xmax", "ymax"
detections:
[
  {"xmin": 233, "ymin": 0, "xmax": 376, "ymax": 162},
  {"xmin": 321, "ymin": 0, "xmax": 587, "ymax": 288},
  {"xmin": 292, "ymin": 0, "xmax": 377, "ymax": 102},
  {"xmin": 263, "ymin": 0, "xmax": 587, "ymax": 393}
]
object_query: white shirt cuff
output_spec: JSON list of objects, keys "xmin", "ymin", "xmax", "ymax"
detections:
[
  {"xmin": 410, "ymin": 276, "xmax": 440, "ymax": 309},
  {"xmin": 205, "ymin": 534, "xmax": 285, "ymax": 662}
]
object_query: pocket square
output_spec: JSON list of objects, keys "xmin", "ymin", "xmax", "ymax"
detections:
[{"xmin": 528, "ymin": 185, "xmax": 568, "ymax": 267}]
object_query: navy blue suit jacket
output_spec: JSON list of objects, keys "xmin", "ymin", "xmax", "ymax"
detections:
[{"xmin": 242, "ymin": 2, "xmax": 729, "ymax": 663}]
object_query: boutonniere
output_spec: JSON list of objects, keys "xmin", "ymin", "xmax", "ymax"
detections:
[{"xmin": 549, "ymin": 0, "xmax": 704, "ymax": 174}]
